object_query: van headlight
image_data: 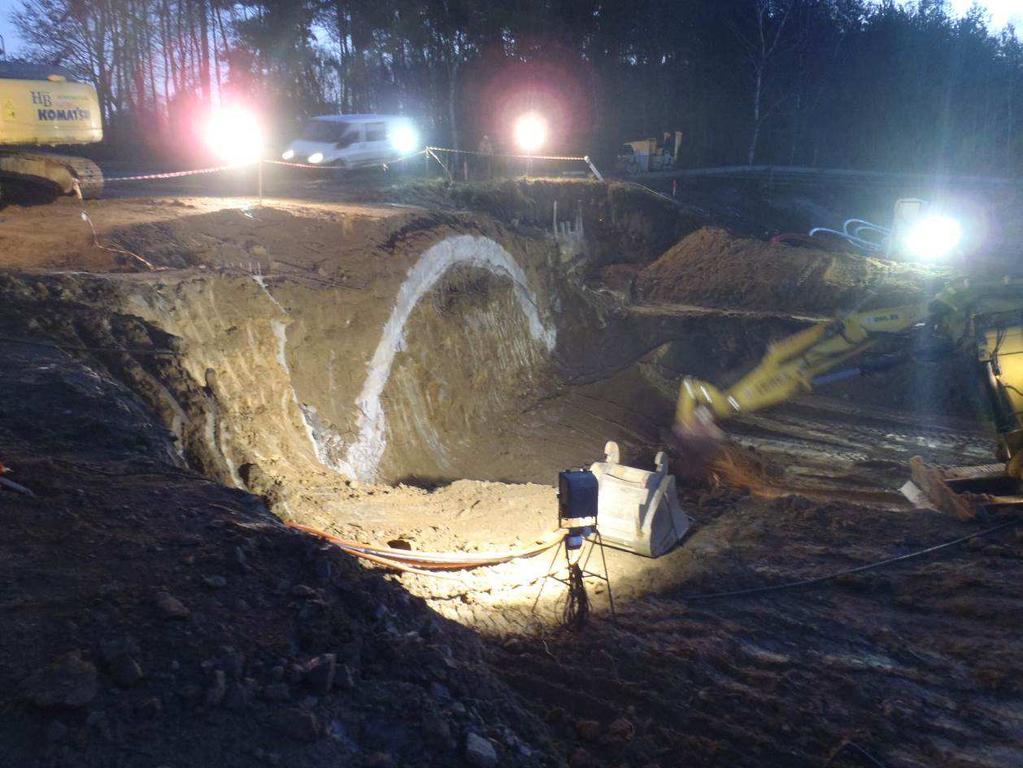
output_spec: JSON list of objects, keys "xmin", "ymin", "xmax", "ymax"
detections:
[
  {"xmin": 308, "ymin": 152, "xmax": 324, "ymax": 164},
  {"xmin": 281, "ymin": 149, "xmax": 295, "ymax": 160}
]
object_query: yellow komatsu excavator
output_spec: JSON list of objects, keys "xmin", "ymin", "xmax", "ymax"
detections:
[
  {"xmin": 0, "ymin": 60, "xmax": 104, "ymax": 201},
  {"xmin": 676, "ymin": 277, "xmax": 1023, "ymax": 518}
]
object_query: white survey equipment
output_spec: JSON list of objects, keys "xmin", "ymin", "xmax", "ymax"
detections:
[{"xmin": 588, "ymin": 441, "xmax": 690, "ymax": 557}]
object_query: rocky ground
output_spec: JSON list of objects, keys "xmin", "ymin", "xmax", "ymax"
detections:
[
  {"xmin": 0, "ymin": 313, "xmax": 551, "ymax": 768},
  {"xmin": 2, "ymin": 177, "xmax": 1022, "ymax": 768}
]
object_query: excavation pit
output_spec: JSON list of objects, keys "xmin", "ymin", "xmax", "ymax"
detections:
[{"xmin": 1, "ymin": 182, "xmax": 1020, "ymax": 767}]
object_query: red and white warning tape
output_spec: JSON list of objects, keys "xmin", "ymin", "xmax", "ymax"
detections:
[
  {"xmin": 426, "ymin": 145, "xmax": 588, "ymax": 162},
  {"xmin": 263, "ymin": 159, "xmax": 333, "ymax": 170},
  {"xmin": 266, "ymin": 148, "xmax": 429, "ymax": 170},
  {"xmin": 102, "ymin": 145, "xmax": 600, "ymax": 184},
  {"xmin": 105, "ymin": 163, "xmax": 251, "ymax": 182},
  {"xmin": 426, "ymin": 145, "xmax": 603, "ymax": 180}
]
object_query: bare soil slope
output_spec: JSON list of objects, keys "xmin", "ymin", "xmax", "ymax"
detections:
[
  {"xmin": 0, "ymin": 196, "xmax": 407, "ymax": 272},
  {"xmin": 636, "ymin": 226, "xmax": 927, "ymax": 313}
]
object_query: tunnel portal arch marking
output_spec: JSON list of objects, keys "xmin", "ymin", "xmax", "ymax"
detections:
[{"xmin": 336, "ymin": 234, "xmax": 556, "ymax": 481}]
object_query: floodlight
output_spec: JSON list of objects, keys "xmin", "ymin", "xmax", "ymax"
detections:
[
  {"xmin": 514, "ymin": 112, "xmax": 547, "ymax": 154},
  {"xmin": 204, "ymin": 105, "xmax": 264, "ymax": 165},
  {"xmin": 902, "ymin": 215, "xmax": 963, "ymax": 261}
]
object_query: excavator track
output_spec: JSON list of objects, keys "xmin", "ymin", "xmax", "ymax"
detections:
[
  {"xmin": 46, "ymin": 152, "xmax": 104, "ymax": 199},
  {"xmin": 0, "ymin": 151, "xmax": 104, "ymax": 200}
]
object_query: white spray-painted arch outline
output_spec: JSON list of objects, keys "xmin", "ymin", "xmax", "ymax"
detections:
[{"xmin": 339, "ymin": 234, "xmax": 556, "ymax": 481}]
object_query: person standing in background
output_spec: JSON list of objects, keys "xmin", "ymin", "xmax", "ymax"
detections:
[{"xmin": 478, "ymin": 134, "xmax": 494, "ymax": 180}]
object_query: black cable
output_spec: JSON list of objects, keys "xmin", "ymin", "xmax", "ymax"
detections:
[
  {"xmin": 676, "ymin": 519, "xmax": 1020, "ymax": 603},
  {"xmin": 824, "ymin": 741, "xmax": 888, "ymax": 768},
  {"xmin": 994, "ymin": 326, "xmax": 1006, "ymax": 359},
  {"xmin": 0, "ymin": 334, "xmax": 181, "ymax": 356},
  {"xmin": 562, "ymin": 546, "xmax": 591, "ymax": 630}
]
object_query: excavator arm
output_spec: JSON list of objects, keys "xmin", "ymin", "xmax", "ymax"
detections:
[
  {"xmin": 673, "ymin": 277, "xmax": 1023, "ymax": 512},
  {"xmin": 676, "ymin": 303, "xmax": 931, "ymax": 429}
]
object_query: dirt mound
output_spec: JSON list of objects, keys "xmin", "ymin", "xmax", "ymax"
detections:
[{"xmin": 635, "ymin": 227, "xmax": 923, "ymax": 313}]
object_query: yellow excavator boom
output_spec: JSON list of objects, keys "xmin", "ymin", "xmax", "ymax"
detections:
[
  {"xmin": 676, "ymin": 302, "xmax": 930, "ymax": 426},
  {"xmin": 675, "ymin": 277, "xmax": 1023, "ymax": 482}
]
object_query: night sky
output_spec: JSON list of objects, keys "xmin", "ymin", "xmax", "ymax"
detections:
[{"xmin": 1, "ymin": 1, "xmax": 1021, "ymax": 59}]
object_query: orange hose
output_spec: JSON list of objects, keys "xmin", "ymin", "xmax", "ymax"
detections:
[{"xmin": 286, "ymin": 521, "xmax": 562, "ymax": 571}]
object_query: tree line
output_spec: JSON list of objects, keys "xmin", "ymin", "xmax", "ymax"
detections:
[{"xmin": 9, "ymin": 0, "xmax": 1023, "ymax": 175}]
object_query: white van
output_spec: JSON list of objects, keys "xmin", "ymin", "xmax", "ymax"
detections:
[{"xmin": 281, "ymin": 114, "xmax": 419, "ymax": 168}]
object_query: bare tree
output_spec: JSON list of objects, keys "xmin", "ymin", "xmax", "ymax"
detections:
[
  {"xmin": 732, "ymin": 0, "xmax": 797, "ymax": 165},
  {"xmin": 8, "ymin": 0, "xmax": 1023, "ymax": 176}
]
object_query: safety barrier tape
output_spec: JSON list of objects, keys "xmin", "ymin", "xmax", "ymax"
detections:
[
  {"xmin": 105, "ymin": 163, "xmax": 250, "ymax": 182},
  {"xmin": 623, "ymin": 179, "xmax": 682, "ymax": 207},
  {"xmin": 101, "ymin": 145, "xmax": 597, "ymax": 185},
  {"xmin": 263, "ymin": 159, "xmax": 334, "ymax": 170},
  {"xmin": 383, "ymin": 148, "xmax": 430, "ymax": 165},
  {"xmin": 426, "ymin": 145, "xmax": 588, "ymax": 162},
  {"xmin": 268, "ymin": 148, "xmax": 427, "ymax": 169}
]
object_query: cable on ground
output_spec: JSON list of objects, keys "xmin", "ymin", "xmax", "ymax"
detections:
[
  {"xmin": 79, "ymin": 209, "xmax": 156, "ymax": 271},
  {"xmin": 808, "ymin": 217, "xmax": 890, "ymax": 253},
  {"xmin": 824, "ymin": 741, "xmax": 888, "ymax": 768},
  {"xmin": 287, "ymin": 520, "xmax": 563, "ymax": 574},
  {"xmin": 675, "ymin": 519, "xmax": 1021, "ymax": 603},
  {"xmin": 0, "ymin": 334, "xmax": 181, "ymax": 356},
  {"xmin": 563, "ymin": 558, "xmax": 590, "ymax": 630}
]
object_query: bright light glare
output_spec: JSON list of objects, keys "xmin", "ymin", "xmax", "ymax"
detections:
[
  {"xmin": 514, "ymin": 113, "xmax": 547, "ymax": 153},
  {"xmin": 389, "ymin": 124, "xmax": 419, "ymax": 155},
  {"xmin": 308, "ymin": 152, "xmax": 324, "ymax": 164},
  {"xmin": 204, "ymin": 105, "xmax": 264, "ymax": 164},
  {"xmin": 948, "ymin": 0, "xmax": 1023, "ymax": 30},
  {"xmin": 281, "ymin": 148, "xmax": 295, "ymax": 161},
  {"xmin": 903, "ymin": 215, "xmax": 963, "ymax": 261}
]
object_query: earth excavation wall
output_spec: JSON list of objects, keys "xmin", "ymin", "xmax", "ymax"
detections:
[
  {"xmin": 107, "ymin": 210, "xmax": 832, "ymax": 509},
  {"xmin": 123, "ymin": 226, "xmax": 562, "ymax": 489},
  {"xmin": 0, "ymin": 181, "xmax": 1013, "ymax": 768},
  {"xmin": 0, "ymin": 182, "xmax": 960, "ymax": 526}
]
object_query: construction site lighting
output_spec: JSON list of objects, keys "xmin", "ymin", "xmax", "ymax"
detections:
[
  {"xmin": 389, "ymin": 123, "xmax": 420, "ymax": 155},
  {"xmin": 903, "ymin": 215, "xmax": 963, "ymax": 261},
  {"xmin": 514, "ymin": 112, "xmax": 548, "ymax": 154},
  {"xmin": 308, "ymin": 152, "xmax": 324, "ymax": 164},
  {"xmin": 203, "ymin": 105, "xmax": 264, "ymax": 165}
]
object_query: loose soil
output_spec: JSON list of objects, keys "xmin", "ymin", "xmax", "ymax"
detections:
[{"xmin": 635, "ymin": 226, "xmax": 929, "ymax": 313}]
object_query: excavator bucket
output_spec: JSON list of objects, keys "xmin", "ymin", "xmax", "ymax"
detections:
[
  {"xmin": 903, "ymin": 457, "xmax": 1023, "ymax": 520},
  {"xmin": 588, "ymin": 442, "xmax": 691, "ymax": 557}
]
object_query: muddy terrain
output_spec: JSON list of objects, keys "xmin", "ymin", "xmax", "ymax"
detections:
[{"xmin": 1, "ymin": 179, "xmax": 1021, "ymax": 768}]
